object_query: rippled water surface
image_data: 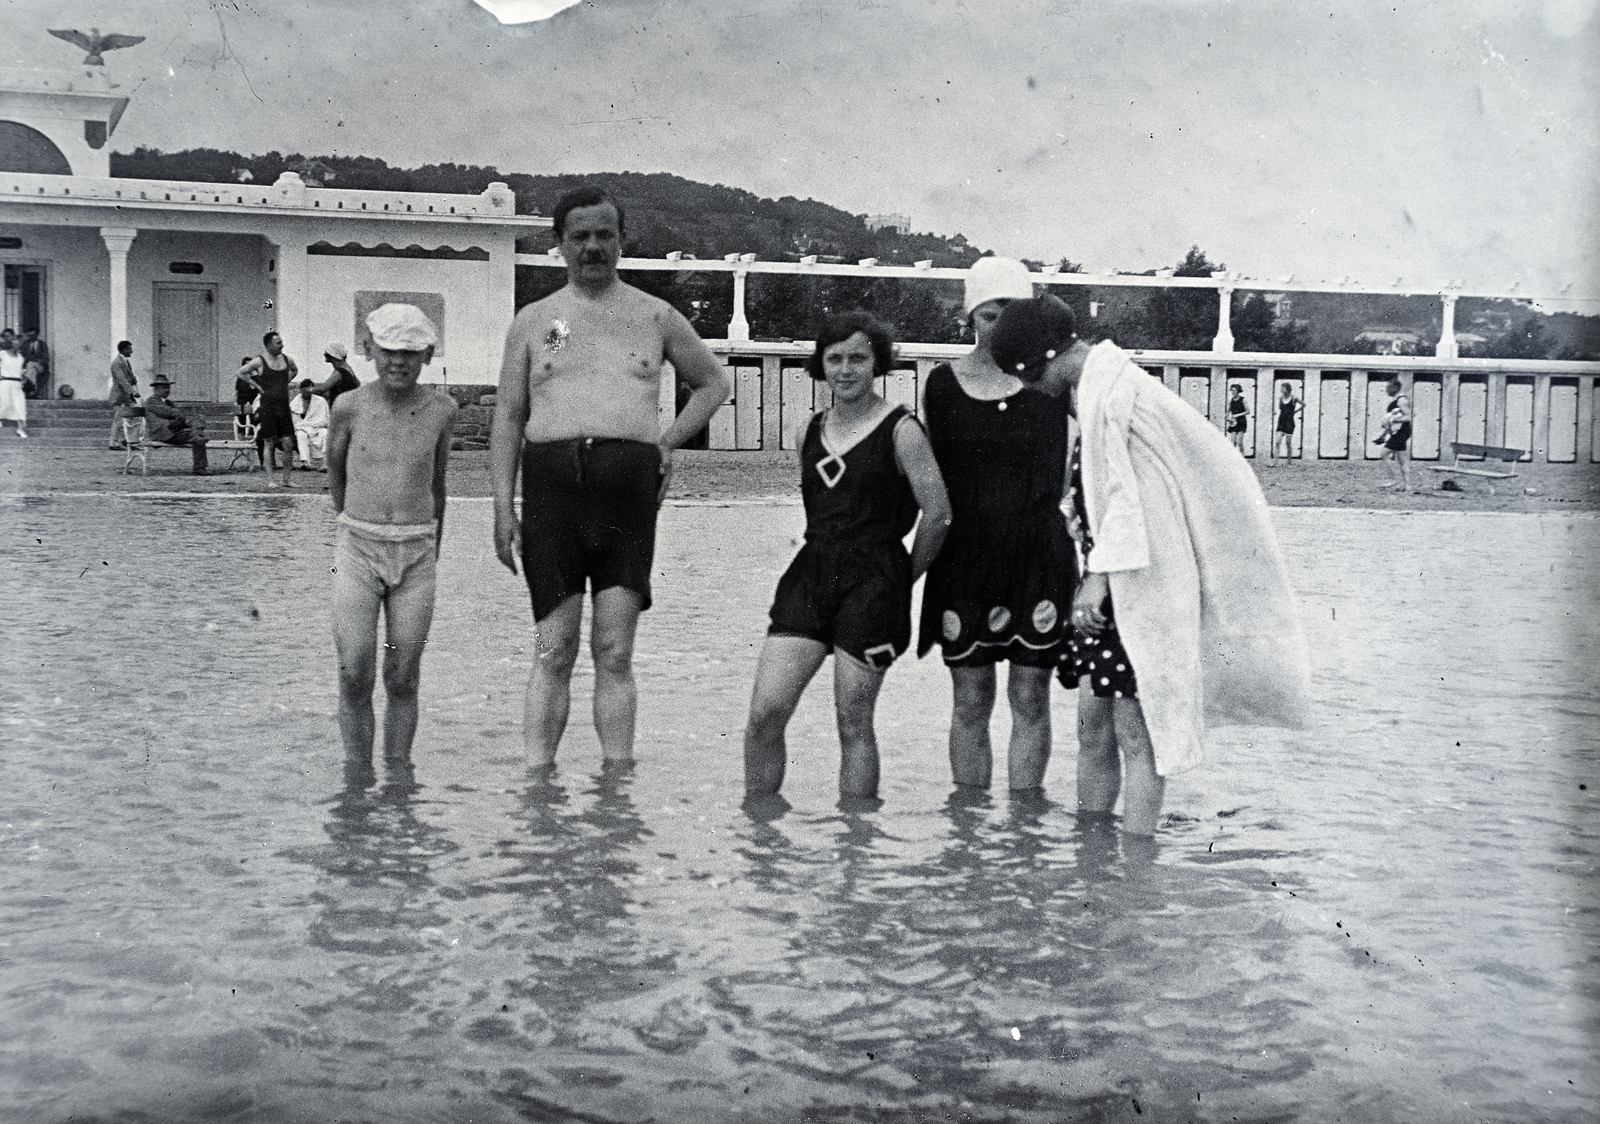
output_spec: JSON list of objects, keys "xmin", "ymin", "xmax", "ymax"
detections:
[{"xmin": 2, "ymin": 497, "xmax": 1597, "ymax": 1122}]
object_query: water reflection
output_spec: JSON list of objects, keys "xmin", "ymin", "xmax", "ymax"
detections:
[
  {"xmin": 471, "ymin": 763, "xmax": 678, "ymax": 1026},
  {"xmin": 298, "ymin": 763, "xmax": 458, "ymax": 956},
  {"xmin": 712, "ymin": 787, "xmax": 1330, "ymax": 1114}
]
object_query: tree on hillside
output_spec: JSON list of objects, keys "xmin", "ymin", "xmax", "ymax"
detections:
[
  {"xmin": 1488, "ymin": 315, "xmax": 1555, "ymax": 360},
  {"xmin": 744, "ymin": 274, "xmax": 963, "ymax": 343},
  {"xmin": 1129, "ymin": 246, "xmax": 1222, "ymax": 350},
  {"xmin": 1233, "ymin": 293, "xmax": 1310, "ymax": 353}
]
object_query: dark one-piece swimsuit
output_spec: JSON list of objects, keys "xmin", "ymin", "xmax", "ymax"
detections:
[
  {"xmin": 917, "ymin": 363, "xmax": 1077, "ymax": 668},
  {"xmin": 767, "ymin": 406, "xmax": 922, "ymax": 671},
  {"xmin": 252, "ymin": 358, "xmax": 296, "ymax": 442}
]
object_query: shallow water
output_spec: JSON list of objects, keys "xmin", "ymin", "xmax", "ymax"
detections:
[{"xmin": 2, "ymin": 497, "xmax": 1596, "ymax": 1123}]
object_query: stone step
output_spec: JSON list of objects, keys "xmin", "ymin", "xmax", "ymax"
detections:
[{"xmin": 14, "ymin": 401, "xmax": 247, "ymax": 447}]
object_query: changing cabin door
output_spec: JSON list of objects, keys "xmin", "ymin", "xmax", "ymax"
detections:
[{"xmin": 154, "ymin": 283, "xmax": 219, "ymax": 401}]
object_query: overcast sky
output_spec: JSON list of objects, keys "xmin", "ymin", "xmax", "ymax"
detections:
[{"xmin": 7, "ymin": 0, "xmax": 1597, "ymax": 302}]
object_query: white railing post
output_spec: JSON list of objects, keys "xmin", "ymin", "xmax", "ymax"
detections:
[
  {"xmin": 1436, "ymin": 292, "xmax": 1459, "ymax": 359},
  {"xmin": 729, "ymin": 269, "xmax": 750, "ymax": 341},
  {"xmin": 1212, "ymin": 284, "xmax": 1235, "ymax": 354},
  {"xmin": 100, "ymin": 226, "xmax": 137, "ymax": 356}
]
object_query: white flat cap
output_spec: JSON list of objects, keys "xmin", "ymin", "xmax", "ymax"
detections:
[{"xmin": 366, "ymin": 304, "xmax": 438, "ymax": 351}]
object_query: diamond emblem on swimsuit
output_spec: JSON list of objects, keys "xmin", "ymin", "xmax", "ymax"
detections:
[
  {"xmin": 544, "ymin": 319, "xmax": 570, "ymax": 353},
  {"xmin": 942, "ymin": 610, "xmax": 962, "ymax": 642},
  {"xmin": 987, "ymin": 606, "xmax": 1011, "ymax": 632},
  {"xmin": 1032, "ymin": 599, "xmax": 1057, "ymax": 633},
  {"xmin": 815, "ymin": 451, "xmax": 847, "ymax": 488}
]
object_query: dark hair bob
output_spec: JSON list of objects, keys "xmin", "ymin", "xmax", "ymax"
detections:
[{"xmin": 806, "ymin": 310, "xmax": 896, "ymax": 382}]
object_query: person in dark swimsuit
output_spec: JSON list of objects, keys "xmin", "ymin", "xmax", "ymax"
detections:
[
  {"xmin": 1226, "ymin": 383, "xmax": 1250, "ymax": 453},
  {"xmin": 1376, "ymin": 377, "xmax": 1413, "ymax": 492},
  {"xmin": 316, "ymin": 342, "xmax": 362, "ymax": 409},
  {"xmin": 238, "ymin": 331, "xmax": 300, "ymax": 487},
  {"xmin": 744, "ymin": 312, "xmax": 951, "ymax": 803},
  {"xmin": 918, "ymin": 257, "xmax": 1075, "ymax": 793},
  {"xmin": 1271, "ymin": 382, "xmax": 1302, "ymax": 463}
]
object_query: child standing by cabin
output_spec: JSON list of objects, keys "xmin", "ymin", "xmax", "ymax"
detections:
[
  {"xmin": 326, "ymin": 304, "xmax": 457, "ymax": 780},
  {"xmin": 1374, "ymin": 377, "xmax": 1413, "ymax": 492}
]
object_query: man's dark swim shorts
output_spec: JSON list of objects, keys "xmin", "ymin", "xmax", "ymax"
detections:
[{"xmin": 520, "ymin": 437, "xmax": 660, "ymax": 619}]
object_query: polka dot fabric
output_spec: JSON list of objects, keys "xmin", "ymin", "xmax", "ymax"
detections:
[{"xmin": 1060, "ymin": 616, "xmax": 1139, "ymax": 698}]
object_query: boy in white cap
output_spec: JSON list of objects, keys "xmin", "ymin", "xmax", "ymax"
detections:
[{"xmin": 325, "ymin": 303, "xmax": 457, "ymax": 780}]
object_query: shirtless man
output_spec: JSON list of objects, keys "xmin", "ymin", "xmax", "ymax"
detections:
[
  {"xmin": 326, "ymin": 303, "xmax": 456, "ymax": 782},
  {"xmin": 490, "ymin": 186, "xmax": 730, "ymax": 767}
]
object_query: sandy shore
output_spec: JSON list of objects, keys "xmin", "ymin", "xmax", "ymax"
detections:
[{"xmin": 3, "ymin": 441, "xmax": 1598, "ymax": 511}]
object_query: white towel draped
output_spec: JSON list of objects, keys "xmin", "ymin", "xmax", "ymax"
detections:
[{"xmin": 1075, "ymin": 341, "xmax": 1312, "ymax": 775}]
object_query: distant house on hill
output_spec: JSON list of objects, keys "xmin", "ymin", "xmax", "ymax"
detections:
[
  {"xmin": 1355, "ymin": 326, "xmax": 1422, "ymax": 355},
  {"xmin": 865, "ymin": 213, "xmax": 910, "ymax": 235},
  {"xmin": 0, "ymin": 42, "xmax": 545, "ymax": 398}
]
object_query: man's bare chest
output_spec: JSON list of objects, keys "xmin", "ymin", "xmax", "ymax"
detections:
[{"xmin": 528, "ymin": 311, "xmax": 664, "ymax": 386}]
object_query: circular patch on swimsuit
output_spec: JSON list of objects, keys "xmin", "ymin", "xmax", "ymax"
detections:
[
  {"xmin": 987, "ymin": 606, "xmax": 1011, "ymax": 633},
  {"xmin": 942, "ymin": 610, "xmax": 962, "ymax": 642},
  {"xmin": 1032, "ymin": 599, "xmax": 1058, "ymax": 633}
]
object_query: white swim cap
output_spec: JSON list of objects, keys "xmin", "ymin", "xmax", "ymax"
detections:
[{"xmin": 963, "ymin": 257, "xmax": 1035, "ymax": 316}]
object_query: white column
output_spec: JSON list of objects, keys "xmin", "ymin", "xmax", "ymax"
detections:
[
  {"xmin": 268, "ymin": 226, "xmax": 310, "ymax": 374},
  {"xmin": 1435, "ymin": 293, "xmax": 1459, "ymax": 359},
  {"xmin": 100, "ymin": 226, "xmax": 138, "ymax": 355},
  {"xmin": 486, "ymin": 231, "xmax": 518, "ymax": 385},
  {"xmin": 729, "ymin": 269, "xmax": 750, "ymax": 341},
  {"xmin": 1211, "ymin": 285, "xmax": 1235, "ymax": 354}
]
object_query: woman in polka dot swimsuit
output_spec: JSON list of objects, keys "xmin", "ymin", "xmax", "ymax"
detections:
[
  {"xmin": 1063, "ymin": 441, "xmax": 1139, "ymax": 700},
  {"xmin": 992, "ymin": 296, "xmax": 1313, "ymax": 837},
  {"xmin": 993, "ymin": 298, "xmax": 1165, "ymax": 835}
]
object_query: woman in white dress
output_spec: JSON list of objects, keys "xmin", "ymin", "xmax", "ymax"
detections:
[{"xmin": 0, "ymin": 334, "xmax": 28, "ymax": 438}]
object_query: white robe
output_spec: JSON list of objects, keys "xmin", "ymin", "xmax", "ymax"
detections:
[{"xmin": 1076, "ymin": 341, "xmax": 1311, "ymax": 775}]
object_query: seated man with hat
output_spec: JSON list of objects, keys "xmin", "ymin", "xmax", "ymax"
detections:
[{"xmin": 143, "ymin": 375, "xmax": 209, "ymax": 475}]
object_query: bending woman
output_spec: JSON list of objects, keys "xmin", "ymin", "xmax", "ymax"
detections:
[
  {"xmin": 990, "ymin": 297, "xmax": 1311, "ymax": 835},
  {"xmin": 918, "ymin": 257, "xmax": 1076, "ymax": 792},
  {"xmin": 744, "ymin": 312, "xmax": 951, "ymax": 801}
]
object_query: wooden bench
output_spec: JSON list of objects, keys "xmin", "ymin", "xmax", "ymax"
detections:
[
  {"xmin": 117, "ymin": 413, "xmax": 258, "ymax": 474},
  {"xmin": 1427, "ymin": 442, "xmax": 1524, "ymax": 483}
]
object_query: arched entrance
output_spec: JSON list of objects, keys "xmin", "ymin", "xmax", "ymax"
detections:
[{"xmin": 0, "ymin": 121, "xmax": 73, "ymax": 176}]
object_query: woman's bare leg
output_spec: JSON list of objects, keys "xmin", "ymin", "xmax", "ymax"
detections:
[
  {"xmin": 947, "ymin": 664, "xmax": 996, "ymax": 788},
  {"xmin": 1005, "ymin": 664, "xmax": 1053, "ymax": 792},
  {"xmin": 833, "ymin": 650, "xmax": 887, "ymax": 798},
  {"xmin": 743, "ymin": 636, "xmax": 828, "ymax": 796},
  {"xmin": 1112, "ymin": 698, "xmax": 1165, "ymax": 836},
  {"xmin": 1075, "ymin": 690, "xmax": 1119, "ymax": 817}
]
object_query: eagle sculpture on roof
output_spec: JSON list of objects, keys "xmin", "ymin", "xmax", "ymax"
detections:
[{"xmin": 48, "ymin": 28, "xmax": 145, "ymax": 66}]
